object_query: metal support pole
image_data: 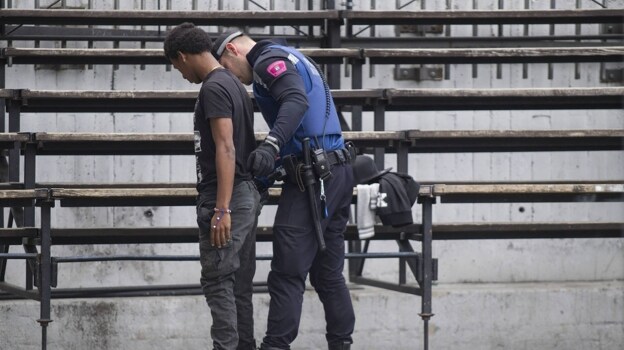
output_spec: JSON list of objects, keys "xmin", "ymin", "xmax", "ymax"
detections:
[
  {"xmin": 324, "ymin": 0, "xmax": 341, "ymax": 89},
  {"xmin": 373, "ymin": 104, "xmax": 385, "ymax": 170},
  {"xmin": 350, "ymin": 58, "xmax": 363, "ymax": 131},
  {"xmin": 548, "ymin": 0, "xmax": 556, "ymax": 80},
  {"xmin": 497, "ymin": 0, "xmax": 504, "ymax": 79},
  {"xmin": 22, "ymin": 141, "xmax": 38, "ymax": 290},
  {"xmin": 397, "ymin": 142, "xmax": 409, "ymax": 283},
  {"xmin": 37, "ymin": 200, "xmax": 53, "ymax": 350},
  {"xmin": 345, "ymin": 0, "xmax": 353, "ymax": 37},
  {"xmin": 308, "ymin": 0, "xmax": 314, "ymax": 41},
  {"xmin": 0, "ymin": 57, "xmax": 6, "ymax": 282},
  {"xmin": 419, "ymin": 193, "xmax": 435, "ymax": 350},
  {"xmin": 0, "ymin": 57, "xmax": 5, "ymax": 133},
  {"xmin": 347, "ymin": 240, "xmax": 362, "ymax": 280},
  {"xmin": 24, "ymin": 141, "xmax": 36, "ymax": 226},
  {"xmin": 8, "ymin": 101, "xmax": 20, "ymax": 184}
]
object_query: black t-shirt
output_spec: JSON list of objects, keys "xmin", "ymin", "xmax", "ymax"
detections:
[{"xmin": 194, "ymin": 68, "xmax": 255, "ymax": 192}]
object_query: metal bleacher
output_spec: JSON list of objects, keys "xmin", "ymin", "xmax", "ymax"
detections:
[{"xmin": 1, "ymin": 2, "xmax": 623, "ymax": 350}]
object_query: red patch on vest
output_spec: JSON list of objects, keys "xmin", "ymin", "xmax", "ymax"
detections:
[{"xmin": 267, "ymin": 60, "xmax": 287, "ymax": 78}]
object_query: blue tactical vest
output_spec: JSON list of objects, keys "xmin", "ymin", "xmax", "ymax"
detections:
[{"xmin": 253, "ymin": 45, "xmax": 344, "ymax": 157}]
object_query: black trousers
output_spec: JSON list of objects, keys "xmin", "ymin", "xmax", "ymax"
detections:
[{"xmin": 262, "ymin": 163, "xmax": 356, "ymax": 349}]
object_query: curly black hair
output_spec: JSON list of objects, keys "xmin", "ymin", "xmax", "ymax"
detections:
[{"xmin": 163, "ymin": 22, "xmax": 213, "ymax": 60}]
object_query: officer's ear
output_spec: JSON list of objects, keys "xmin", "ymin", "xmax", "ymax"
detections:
[{"xmin": 225, "ymin": 42, "xmax": 239, "ymax": 57}]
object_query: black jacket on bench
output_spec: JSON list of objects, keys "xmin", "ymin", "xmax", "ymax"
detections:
[{"xmin": 377, "ymin": 172, "xmax": 420, "ymax": 227}]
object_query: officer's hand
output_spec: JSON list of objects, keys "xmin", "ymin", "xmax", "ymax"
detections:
[
  {"xmin": 247, "ymin": 142, "xmax": 278, "ymax": 177},
  {"xmin": 253, "ymin": 177, "xmax": 272, "ymax": 207}
]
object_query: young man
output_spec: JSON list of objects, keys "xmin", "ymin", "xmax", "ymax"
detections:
[
  {"xmin": 212, "ymin": 31, "xmax": 355, "ymax": 350},
  {"xmin": 164, "ymin": 23, "xmax": 260, "ymax": 350}
]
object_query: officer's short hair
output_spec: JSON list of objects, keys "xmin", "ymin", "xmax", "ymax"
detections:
[
  {"xmin": 212, "ymin": 30, "xmax": 244, "ymax": 61},
  {"xmin": 164, "ymin": 22, "xmax": 214, "ymax": 60}
]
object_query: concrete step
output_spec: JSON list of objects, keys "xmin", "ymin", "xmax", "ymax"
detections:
[{"xmin": 0, "ymin": 280, "xmax": 622, "ymax": 350}]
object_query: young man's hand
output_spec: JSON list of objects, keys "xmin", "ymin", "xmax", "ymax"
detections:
[{"xmin": 211, "ymin": 212, "xmax": 231, "ymax": 248}]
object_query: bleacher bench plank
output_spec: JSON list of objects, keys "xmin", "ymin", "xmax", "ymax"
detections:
[
  {"xmin": 343, "ymin": 9, "xmax": 624, "ymax": 25},
  {"xmin": 431, "ymin": 222, "xmax": 624, "ymax": 240},
  {"xmin": 0, "ymin": 9, "xmax": 340, "ymax": 26},
  {"xmin": 43, "ymin": 183, "xmax": 624, "ymax": 207},
  {"xmin": 364, "ymin": 47, "xmax": 624, "ymax": 64},
  {"xmin": 12, "ymin": 222, "xmax": 622, "ymax": 246},
  {"xmin": 26, "ymin": 130, "xmax": 623, "ymax": 155},
  {"xmin": 427, "ymin": 183, "xmax": 624, "ymax": 203},
  {"xmin": 0, "ymin": 189, "xmax": 48, "ymax": 206},
  {"xmin": 405, "ymin": 129, "xmax": 624, "ymax": 152},
  {"xmin": 1, "ymin": 9, "xmax": 620, "ymax": 26},
  {"xmin": 0, "ymin": 48, "xmax": 361, "ymax": 65},
  {"xmin": 0, "ymin": 133, "xmax": 30, "ymax": 149},
  {"xmin": 3, "ymin": 88, "xmax": 622, "ymax": 112},
  {"xmin": 4, "ymin": 47, "xmax": 623, "ymax": 65},
  {"xmin": 384, "ymin": 87, "xmax": 624, "ymax": 110},
  {"xmin": 31, "ymin": 131, "xmax": 404, "ymax": 155},
  {"xmin": 5, "ymin": 222, "xmax": 617, "ymax": 246}
]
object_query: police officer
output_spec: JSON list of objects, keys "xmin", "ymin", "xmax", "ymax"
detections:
[{"xmin": 212, "ymin": 31, "xmax": 355, "ymax": 350}]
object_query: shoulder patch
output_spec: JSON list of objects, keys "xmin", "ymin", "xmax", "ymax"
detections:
[{"xmin": 267, "ymin": 60, "xmax": 287, "ymax": 78}]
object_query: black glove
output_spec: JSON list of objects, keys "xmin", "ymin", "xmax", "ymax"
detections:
[{"xmin": 247, "ymin": 141, "xmax": 278, "ymax": 177}]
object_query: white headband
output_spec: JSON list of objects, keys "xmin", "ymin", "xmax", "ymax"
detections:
[{"xmin": 216, "ymin": 31, "xmax": 243, "ymax": 59}]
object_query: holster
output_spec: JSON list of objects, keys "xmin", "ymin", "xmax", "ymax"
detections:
[{"xmin": 282, "ymin": 154, "xmax": 317, "ymax": 191}]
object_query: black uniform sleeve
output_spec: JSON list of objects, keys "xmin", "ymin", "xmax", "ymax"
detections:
[
  {"xmin": 200, "ymin": 81, "xmax": 233, "ymax": 120},
  {"xmin": 254, "ymin": 52, "xmax": 309, "ymax": 148}
]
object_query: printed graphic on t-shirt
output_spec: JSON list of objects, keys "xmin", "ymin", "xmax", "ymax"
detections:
[
  {"xmin": 194, "ymin": 130, "xmax": 202, "ymax": 152},
  {"xmin": 196, "ymin": 155, "xmax": 203, "ymax": 183},
  {"xmin": 267, "ymin": 60, "xmax": 287, "ymax": 78}
]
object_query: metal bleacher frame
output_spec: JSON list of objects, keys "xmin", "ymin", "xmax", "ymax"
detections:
[{"xmin": 1, "ymin": 2, "xmax": 624, "ymax": 350}]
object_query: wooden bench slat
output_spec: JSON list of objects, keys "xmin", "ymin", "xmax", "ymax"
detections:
[
  {"xmin": 29, "ymin": 131, "xmax": 407, "ymax": 155},
  {"xmin": 386, "ymin": 87, "xmax": 624, "ymax": 98},
  {"xmin": 36, "ymin": 222, "xmax": 624, "ymax": 245},
  {"xmin": 2, "ymin": 9, "xmax": 620, "ymax": 26},
  {"xmin": 24, "ymin": 183, "xmax": 621, "ymax": 206},
  {"xmin": 424, "ymin": 183, "xmax": 624, "ymax": 203},
  {"xmin": 383, "ymin": 87, "xmax": 624, "ymax": 111},
  {"xmin": 407, "ymin": 130, "xmax": 624, "ymax": 138},
  {"xmin": 433, "ymin": 183, "xmax": 624, "ymax": 194},
  {"xmin": 2, "ymin": 87, "xmax": 620, "ymax": 112},
  {"xmin": 27, "ymin": 130, "xmax": 623, "ymax": 155},
  {"xmin": 0, "ymin": 9, "xmax": 340, "ymax": 26},
  {"xmin": 0, "ymin": 189, "xmax": 47, "ymax": 199},
  {"xmin": 343, "ymin": 9, "xmax": 624, "ymax": 25},
  {"xmin": 7, "ymin": 180, "xmax": 619, "ymax": 190},
  {"xmin": 5, "ymin": 47, "xmax": 623, "ymax": 65}
]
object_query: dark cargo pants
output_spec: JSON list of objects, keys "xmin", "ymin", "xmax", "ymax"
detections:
[
  {"xmin": 261, "ymin": 163, "xmax": 356, "ymax": 350},
  {"xmin": 198, "ymin": 180, "xmax": 261, "ymax": 350}
]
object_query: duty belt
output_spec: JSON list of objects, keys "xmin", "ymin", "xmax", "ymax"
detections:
[
  {"xmin": 282, "ymin": 143, "xmax": 356, "ymax": 189},
  {"xmin": 325, "ymin": 148, "xmax": 351, "ymax": 166}
]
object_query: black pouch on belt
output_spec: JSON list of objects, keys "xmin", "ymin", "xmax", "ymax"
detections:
[
  {"xmin": 282, "ymin": 154, "xmax": 300, "ymax": 185},
  {"xmin": 345, "ymin": 141, "xmax": 357, "ymax": 164}
]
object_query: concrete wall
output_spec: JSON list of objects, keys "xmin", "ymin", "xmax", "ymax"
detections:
[
  {"xmin": 1, "ymin": 0, "xmax": 623, "ymax": 349},
  {"xmin": 1, "ymin": 282, "xmax": 623, "ymax": 350}
]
